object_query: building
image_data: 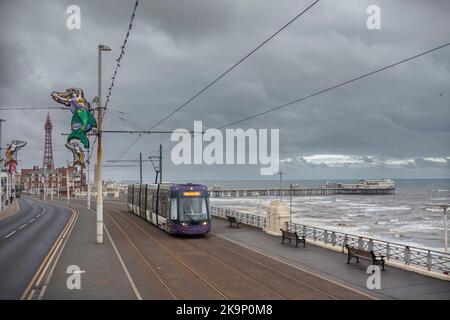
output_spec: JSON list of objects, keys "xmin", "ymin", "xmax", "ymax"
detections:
[
  {"xmin": 21, "ymin": 166, "xmax": 86, "ymax": 196},
  {"xmin": 19, "ymin": 113, "xmax": 87, "ymax": 196}
]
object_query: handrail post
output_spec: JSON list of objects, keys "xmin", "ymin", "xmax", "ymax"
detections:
[
  {"xmin": 427, "ymin": 250, "xmax": 431, "ymax": 271},
  {"xmin": 386, "ymin": 243, "xmax": 391, "ymax": 260},
  {"xmin": 405, "ymin": 246, "xmax": 411, "ymax": 265},
  {"xmin": 331, "ymin": 232, "xmax": 336, "ymax": 246}
]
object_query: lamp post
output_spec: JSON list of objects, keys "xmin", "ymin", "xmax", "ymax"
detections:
[
  {"xmin": 87, "ymin": 150, "xmax": 91, "ymax": 209},
  {"xmin": 96, "ymin": 44, "xmax": 111, "ymax": 244},
  {"xmin": 66, "ymin": 167, "xmax": 70, "ymax": 203},
  {"xmin": 289, "ymin": 183, "xmax": 299, "ymax": 225},
  {"xmin": 440, "ymin": 205, "xmax": 448, "ymax": 273},
  {"xmin": 50, "ymin": 173, "xmax": 53, "ymax": 200}
]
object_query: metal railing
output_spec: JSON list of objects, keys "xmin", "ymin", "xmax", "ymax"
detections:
[
  {"xmin": 211, "ymin": 206, "xmax": 449, "ymax": 274},
  {"xmin": 211, "ymin": 207, "xmax": 266, "ymax": 229},
  {"xmin": 287, "ymin": 221, "xmax": 449, "ymax": 274}
]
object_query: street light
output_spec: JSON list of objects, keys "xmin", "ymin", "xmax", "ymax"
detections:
[
  {"xmin": 289, "ymin": 183, "xmax": 299, "ymax": 225},
  {"xmin": 96, "ymin": 44, "xmax": 111, "ymax": 244},
  {"xmin": 439, "ymin": 204, "xmax": 449, "ymax": 272}
]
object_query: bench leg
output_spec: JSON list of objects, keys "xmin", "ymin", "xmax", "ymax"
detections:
[
  {"xmin": 295, "ymin": 239, "xmax": 298, "ymax": 248},
  {"xmin": 281, "ymin": 237, "xmax": 285, "ymax": 244},
  {"xmin": 347, "ymin": 253, "xmax": 352, "ymax": 264}
]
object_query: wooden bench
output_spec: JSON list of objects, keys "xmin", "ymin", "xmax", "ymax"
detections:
[
  {"xmin": 280, "ymin": 229, "xmax": 306, "ymax": 248},
  {"xmin": 345, "ymin": 245, "xmax": 385, "ymax": 271},
  {"xmin": 226, "ymin": 215, "xmax": 240, "ymax": 228}
]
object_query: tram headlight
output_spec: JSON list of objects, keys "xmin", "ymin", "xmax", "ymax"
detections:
[
  {"xmin": 202, "ymin": 221, "xmax": 208, "ymax": 226},
  {"xmin": 181, "ymin": 222, "xmax": 188, "ymax": 226}
]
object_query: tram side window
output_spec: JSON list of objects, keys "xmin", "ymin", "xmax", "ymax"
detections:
[
  {"xmin": 146, "ymin": 193, "xmax": 151, "ymax": 212},
  {"xmin": 152, "ymin": 194, "xmax": 157, "ymax": 214},
  {"xmin": 140, "ymin": 189, "xmax": 145, "ymax": 209},
  {"xmin": 160, "ymin": 199, "xmax": 168, "ymax": 218},
  {"xmin": 170, "ymin": 198, "xmax": 177, "ymax": 220}
]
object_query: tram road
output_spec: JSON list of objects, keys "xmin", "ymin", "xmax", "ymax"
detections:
[
  {"xmin": 0, "ymin": 197, "xmax": 71, "ymax": 299},
  {"xmin": 103, "ymin": 202, "xmax": 373, "ymax": 300}
]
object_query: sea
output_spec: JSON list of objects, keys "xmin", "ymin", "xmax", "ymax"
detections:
[{"xmin": 201, "ymin": 179, "xmax": 450, "ymax": 251}]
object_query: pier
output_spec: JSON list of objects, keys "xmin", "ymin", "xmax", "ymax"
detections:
[{"xmin": 210, "ymin": 187, "xmax": 395, "ymax": 198}]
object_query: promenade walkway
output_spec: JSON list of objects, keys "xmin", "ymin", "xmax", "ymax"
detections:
[{"xmin": 211, "ymin": 217, "xmax": 450, "ymax": 300}]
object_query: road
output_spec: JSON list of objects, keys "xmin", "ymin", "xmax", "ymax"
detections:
[{"xmin": 0, "ymin": 197, "xmax": 71, "ymax": 299}]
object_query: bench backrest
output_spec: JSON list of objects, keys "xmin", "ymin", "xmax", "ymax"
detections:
[
  {"xmin": 280, "ymin": 229, "xmax": 297, "ymax": 238},
  {"xmin": 227, "ymin": 216, "xmax": 237, "ymax": 222},
  {"xmin": 345, "ymin": 245, "xmax": 375, "ymax": 259}
]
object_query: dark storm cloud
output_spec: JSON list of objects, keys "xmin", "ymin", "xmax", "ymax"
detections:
[{"xmin": 0, "ymin": 0, "xmax": 449, "ymax": 181}]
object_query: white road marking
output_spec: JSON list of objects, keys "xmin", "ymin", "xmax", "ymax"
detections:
[
  {"xmin": 5, "ymin": 231, "xmax": 17, "ymax": 239},
  {"xmin": 104, "ymin": 224, "xmax": 143, "ymax": 300},
  {"xmin": 1, "ymin": 205, "xmax": 47, "ymax": 242}
]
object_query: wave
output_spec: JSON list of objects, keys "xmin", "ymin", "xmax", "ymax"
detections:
[{"xmin": 364, "ymin": 206, "xmax": 412, "ymax": 212}]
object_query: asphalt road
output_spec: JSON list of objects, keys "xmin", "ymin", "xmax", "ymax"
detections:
[{"xmin": 0, "ymin": 197, "xmax": 71, "ymax": 299}]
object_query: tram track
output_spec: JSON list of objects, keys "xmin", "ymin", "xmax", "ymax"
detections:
[
  {"xmin": 104, "ymin": 209, "xmax": 230, "ymax": 300},
  {"xmin": 105, "ymin": 212, "xmax": 178, "ymax": 300},
  {"xmin": 104, "ymin": 202, "xmax": 368, "ymax": 299},
  {"xmin": 107, "ymin": 206, "xmax": 287, "ymax": 300},
  {"xmin": 183, "ymin": 236, "xmax": 341, "ymax": 300},
  {"xmin": 111, "ymin": 206, "xmax": 336, "ymax": 299}
]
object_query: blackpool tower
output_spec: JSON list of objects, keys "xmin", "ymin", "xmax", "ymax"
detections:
[{"xmin": 43, "ymin": 113, "xmax": 54, "ymax": 170}]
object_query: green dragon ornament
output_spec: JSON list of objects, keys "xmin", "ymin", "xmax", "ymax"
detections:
[{"xmin": 51, "ymin": 88, "xmax": 97, "ymax": 167}]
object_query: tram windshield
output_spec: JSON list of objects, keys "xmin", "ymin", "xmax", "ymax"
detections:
[{"xmin": 178, "ymin": 196, "xmax": 208, "ymax": 222}]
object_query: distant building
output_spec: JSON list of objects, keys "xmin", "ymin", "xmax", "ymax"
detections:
[
  {"xmin": 21, "ymin": 166, "xmax": 86, "ymax": 196},
  {"xmin": 325, "ymin": 179, "xmax": 395, "ymax": 189}
]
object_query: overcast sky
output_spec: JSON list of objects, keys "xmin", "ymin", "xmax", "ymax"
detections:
[{"xmin": 1, "ymin": 0, "xmax": 449, "ymax": 182}]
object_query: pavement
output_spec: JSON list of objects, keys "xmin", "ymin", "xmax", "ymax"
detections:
[
  {"xmin": 39, "ymin": 199, "xmax": 137, "ymax": 300},
  {"xmin": 0, "ymin": 199, "xmax": 19, "ymax": 221},
  {"xmin": 211, "ymin": 216, "xmax": 450, "ymax": 300},
  {"xmin": 0, "ymin": 197, "xmax": 71, "ymax": 299}
]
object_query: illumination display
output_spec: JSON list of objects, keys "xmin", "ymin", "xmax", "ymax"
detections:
[
  {"xmin": 3, "ymin": 140, "xmax": 27, "ymax": 174},
  {"xmin": 51, "ymin": 87, "xmax": 97, "ymax": 167}
]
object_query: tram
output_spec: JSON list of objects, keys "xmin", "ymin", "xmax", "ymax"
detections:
[{"xmin": 127, "ymin": 183, "xmax": 211, "ymax": 235}]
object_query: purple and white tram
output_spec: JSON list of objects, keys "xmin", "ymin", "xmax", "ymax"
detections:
[{"xmin": 127, "ymin": 183, "xmax": 211, "ymax": 235}]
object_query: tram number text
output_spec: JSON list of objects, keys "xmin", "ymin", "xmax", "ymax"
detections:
[{"xmin": 220, "ymin": 304, "xmax": 272, "ymax": 316}]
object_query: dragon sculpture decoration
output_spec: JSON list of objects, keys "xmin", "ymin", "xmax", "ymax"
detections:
[
  {"xmin": 4, "ymin": 140, "xmax": 27, "ymax": 174},
  {"xmin": 51, "ymin": 88, "xmax": 97, "ymax": 168}
]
